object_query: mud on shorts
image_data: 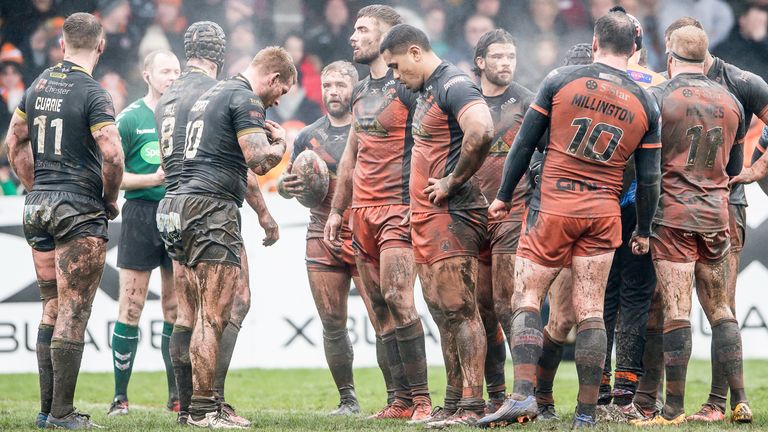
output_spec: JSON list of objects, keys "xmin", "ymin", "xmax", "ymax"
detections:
[
  {"xmin": 117, "ymin": 199, "xmax": 171, "ymax": 271},
  {"xmin": 306, "ymin": 234, "xmax": 359, "ymax": 277},
  {"xmin": 177, "ymin": 194, "xmax": 243, "ymax": 267},
  {"xmin": 23, "ymin": 190, "xmax": 108, "ymax": 252},
  {"xmin": 728, "ymin": 204, "xmax": 746, "ymax": 254},
  {"xmin": 410, "ymin": 210, "xmax": 488, "ymax": 265},
  {"xmin": 156, "ymin": 195, "xmax": 185, "ymax": 263},
  {"xmin": 351, "ymin": 205, "xmax": 411, "ymax": 263},
  {"xmin": 517, "ymin": 210, "xmax": 621, "ymax": 268},
  {"xmin": 650, "ymin": 224, "xmax": 730, "ymax": 264},
  {"xmin": 479, "ymin": 219, "xmax": 523, "ymax": 265}
]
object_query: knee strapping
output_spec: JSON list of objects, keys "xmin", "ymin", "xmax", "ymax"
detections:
[{"xmin": 38, "ymin": 280, "xmax": 57, "ymax": 301}]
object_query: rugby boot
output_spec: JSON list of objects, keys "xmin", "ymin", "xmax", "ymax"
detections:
[
  {"xmin": 407, "ymin": 395, "xmax": 433, "ymax": 423},
  {"xmin": 107, "ymin": 396, "xmax": 128, "ymax": 416},
  {"xmin": 167, "ymin": 397, "xmax": 180, "ymax": 412},
  {"xmin": 731, "ymin": 402, "xmax": 753, "ymax": 424},
  {"xmin": 177, "ymin": 411, "xmax": 190, "ymax": 426},
  {"xmin": 187, "ymin": 409, "xmax": 247, "ymax": 429},
  {"xmin": 484, "ymin": 396, "xmax": 505, "ymax": 414},
  {"xmin": 476, "ymin": 394, "xmax": 537, "ymax": 428},
  {"xmin": 368, "ymin": 399, "xmax": 413, "ymax": 419},
  {"xmin": 220, "ymin": 402, "xmax": 251, "ymax": 427},
  {"xmin": 420, "ymin": 406, "xmax": 454, "ymax": 427},
  {"xmin": 630, "ymin": 412, "xmax": 685, "ymax": 426},
  {"xmin": 329, "ymin": 397, "xmax": 360, "ymax": 416},
  {"xmin": 620, "ymin": 402, "xmax": 656, "ymax": 422},
  {"xmin": 35, "ymin": 412, "xmax": 48, "ymax": 429},
  {"xmin": 686, "ymin": 403, "xmax": 725, "ymax": 423},
  {"xmin": 426, "ymin": 408, "xmax": 482, "ymax": 429},
  {"xmin": 46, "ymin": 410, "xmax": 103, "ymax": 429},
  {"xmin": 536, "ymin": 404, "xmax": 558, "ymax": 421},
  {"xmin": 571, "ymin": 413, "xmax": 597, "ymax": 428}
]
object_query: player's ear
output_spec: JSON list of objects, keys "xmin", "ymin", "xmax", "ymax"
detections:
[
  {"xmin": 475, "ymin": 56, "xmax": 485, "ymax": 71},
  {"xmin": 409, "ymin": 45, "xmax": 421, "ymax": 62},
  {"xmin": 59, "ymin": 37, "xmax": 66, "ymax": 55},
  {"xmin": 591, "ymin": 36, "xmax": 598, "ymax": 55},
  {"xmin": 268, "ymin": 72, "xmax": 281, "ymax": 87},
  {"xmin": 97, "ymin": 38, "xmax": 105, "ymax": 55}
]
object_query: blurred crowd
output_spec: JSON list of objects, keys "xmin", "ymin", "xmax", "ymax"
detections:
[{"xmin": 0, "ymin": 0, "xmax": 767, "ymax": 193}]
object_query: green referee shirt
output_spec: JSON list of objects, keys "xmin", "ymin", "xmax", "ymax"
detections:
[{"xmin": 116, "ymin": 98, "xmax": 165, "ymax": 201}]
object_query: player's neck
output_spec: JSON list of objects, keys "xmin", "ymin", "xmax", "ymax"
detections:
[
  {"xmin": 327, "ymin": 113, "xmax": 351, "ymax": 128},
  {"xmin": 143, "ymin": 92, "xmax": 159, "ymax": 111},
  {"xmin": 481, "ymin": 76, "xmax": 508, "ymax": 97},
  {"xmin": 62, "ymin": 53, "xmax": 96, "ymax": 75},
  {"xmin": 703, "ymin": 52, "xmax": 714, "ymax": 74},
  {"xmin": 187, "ymin": 58, "xmax": 217, "ymax": 78},
  {"xmin": 420, "ymin": 53, "xmax": 443, "ymax": 85},
  {"xmin": 369, "ymin": 56, "xmax": 388, "ymax": 80},
  {"xmin": 593, "ymin": 54, "xmax": 629, "ymax": 72},
  {"xmin": 671, "ymin": 64, "xmax": 704, "ymax": 77}
]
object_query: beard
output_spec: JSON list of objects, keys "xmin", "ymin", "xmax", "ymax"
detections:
[
  {"xmin": 486, "ymin": 69, "xmax": 513, "ymax": 87},
  {"xmin": 325, "ymin": 99, "xmax": 351, "ymax": 118}
]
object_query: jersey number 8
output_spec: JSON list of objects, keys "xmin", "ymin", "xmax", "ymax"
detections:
[
  {"xmin": 566, "ymin": 117, "xmax": 624, "ymax": 162},
  {"xmin": 160, "ymin": 117, "xmax": 175, "ymax": 157}
]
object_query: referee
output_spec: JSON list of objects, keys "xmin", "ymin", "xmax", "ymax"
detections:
[{"xmin": 108, "ymin": 49, "xmax": 181, "ymax": 416}]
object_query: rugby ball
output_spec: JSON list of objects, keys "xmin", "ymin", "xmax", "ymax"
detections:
[{"xmin": 292, "ymin": 149, "xmax": 330, "ymax": 208}]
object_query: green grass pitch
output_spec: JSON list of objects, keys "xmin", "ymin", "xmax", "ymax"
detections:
[{"xmin": 1, "ymin": 360, "xmax": 767, "ymax": 430}]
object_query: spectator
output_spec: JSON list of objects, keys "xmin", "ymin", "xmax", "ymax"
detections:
[
  {"xmin": 473, "ymin": 0, "xmax": 512, "ymax": 28},
  {"xmin": 152, "ymin": 0, "xmax": 187, "ymax": 59},
  {"xmin": 21, "ymin": 23, "xmax": 50, "ymax": 85},
  {"xmin": 304, "ymin": 0, "xmax": 353, "ymax": 66},
  {"xmin": 517, "ymin": 33, "xmax": 562, "ymax": 90},
  {"xmin": 423, "ymin": 6, "xmax": 451, "ymax": 57},
  {"xmin": 284, "ymin": 32, "xmax": 322, "ymax": 107},
  {"xmin": 46, "ymin": 36, "xmax": 64, "ymax": 66},
  {"xmin": 183, "ymin": 0, "xmax": 227, "ymax": 29},
  {"xmin": 0, "ymin": 62, "xmax": 25, "ymax": 120},
  {"xmin": 447, "ymin": 14, "xmax": 495, "ymax": 76},
  {"xmin": 99, "ymin": 70, "xmax": 128, "ymax": 113},
  {"xmin": 227, "ymin": 21, "xmax": 260, "ymax": 66},
  {"xmin": 265, "ymin": 81, "xmax": 323, "ymax": 126},
  {"xmin": 2, "ymin": 0, "xmax": 56, "ymax": 48},
  {"xmin": 713, "ymin": 3, "xmax": 768, "ymax": 83},
  {"xmin": 655, "ymin": 0, "xmax": 735, "ymax": 52},
  {"xmin": 588, "ymin": 0, "xmax": 618, "ymax": 27},
  {"xmin": 97, "ymin": 0, "xmax": 139, "ymax": 75}
]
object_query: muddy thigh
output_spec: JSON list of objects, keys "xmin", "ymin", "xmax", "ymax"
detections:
[
  {"xmin": 545, "ymin": 268, "xmax": 576, "ymax": 342},
  {"xmin": 380, "ymin": 247, "xmax": 419, "ymax": 325},
  {"xmin": 653, "ymin": 260, "xmax": 695, "ymax": 322},
  {"xmin": 694, "ymin": 259, "xmax": 734, "ymax": 324},
  {"xmin": 355, "ymin": 254, "xmax": 393, "ymax": 335},
  {"xmin": 571, "ymin": 252, "xmax": 614, "ymax": 323}
]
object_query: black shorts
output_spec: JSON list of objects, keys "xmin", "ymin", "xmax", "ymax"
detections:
[
  {"xmin": 177, "ymin": 194, "xmax": 243, "ymax": 267},
  {"xmin": 23, "ymin": 190, "xmax": 108, "ymax": 252},
  {"xmin": 117, "ymin": 199, "xmax": 171, "ymax": 271},
  {"xmin": 156, "ymin": 195, "xmax": 184, "ymax": 262}
]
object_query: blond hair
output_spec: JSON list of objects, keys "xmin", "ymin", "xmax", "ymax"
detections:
[
  {"xmin": 669, "ymin": 25, "xmax": 709, "ymax": 63},
  {"xmin": 251, "ymin": 46, "xmax": 297, "ymax": 84}
]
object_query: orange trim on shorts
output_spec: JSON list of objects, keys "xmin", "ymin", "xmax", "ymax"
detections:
[{"xmin": 530, "ymin": 103, "xmax": 549, "ymax": 116}]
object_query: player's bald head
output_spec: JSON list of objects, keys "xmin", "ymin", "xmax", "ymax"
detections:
[
  {"xmin": 63, "ymin": 12, "xmax": 104, "ymax": 51},
  {"xmin": 669, "ymin": 26, "xmax": 708, "ymax": 63},
  {"xmin": 593, "ymin": 9, "xmax": 636, "ymax": 57}
]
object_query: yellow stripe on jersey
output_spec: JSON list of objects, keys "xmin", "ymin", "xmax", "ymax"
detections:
[
  {"xmin": 15, "ymin": 107, "xmax": 26, "ymax": 120},
  {"xmin": 236, "ymin": 127, "xmax": 265, "ymax": 138},
  {"xmin": 90, "ymin": 121, "xmax": 115, "ymax": 133}
]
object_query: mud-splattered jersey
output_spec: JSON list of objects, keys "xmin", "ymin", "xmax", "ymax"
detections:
[
  {"xmin": 154, "ymin": 67, "xmax": 217, "ymax": 194},
  {"xmin": 351, "ymin": 68, "xmax": 417, "ymax": 208},
  {"xmin": 17, "ymin": 61, "xmax": 115, "ymax": 198},
  {"xmin": 529, "ymin": 62, "xmax": 661, "ymax": 218},
  {"xmin": 706, "ymin": 56, "xmax": 768, "ymax": 206},
  {"xmin": 411, "ymin": 62, "xmax": 488, "ymax": 213},
  {"xmin": 650, "ymin": 73, "xmax": 745, "ymax": 231},
  {"xmin": 178, "ymin": 74, "xmax": 266, "ymax": 206},
  {"xmin": 477, "ymin": 82, "xmax": 534, "ymax": 222},
  {"xmin": 291, "ymin": 115, "xmax": 351, "ymax": 239}
]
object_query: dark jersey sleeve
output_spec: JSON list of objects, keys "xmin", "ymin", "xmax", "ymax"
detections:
[
  {"xmin": 86, "ymin": 85, "xmax": 116, "ymax": 132},
  {"xmin": 16, "ymin": 88, "xmax": 28, "ymax": 117},
  {"xmin": 734, "ymin": 68, "xmax": 768, "ymax": 122},
  {"xmin": 291, "ymin": 128, "xmax": 311, "ymax": 162},
  {"xmin": 396, "ymin": 83, "xmax": 418, "ymax": 109},
  {"xmin": 529, "ymin": 68, "xmax": 564, "ymax": 117},
  {"xmin": 638, "ymin": 94, "xmax": 662, "ymax": 149},
  {"xmin": 230, "ymin": 88, "xmax": 266, "ymax": 139},
  {"xmin": 441, "ymin": 74, "xmax": 485, "ymax": 120}
]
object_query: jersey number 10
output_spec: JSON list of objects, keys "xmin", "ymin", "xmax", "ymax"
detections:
[
  {"xmin": 566, "ymin": 118, "xmax": 624, "ymax": 162},
  {"xmin": 33, "ymin": 115, "xmax": 63, "ymax": 155}
]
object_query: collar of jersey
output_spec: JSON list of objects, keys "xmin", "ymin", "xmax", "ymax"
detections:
[
  {"xmin": 57, "ymin": 61, "xmax": 91, "ymax": 77},
  {"xmin": 235, "ymin": 73, "xmax": 252, "ymax": 89}
]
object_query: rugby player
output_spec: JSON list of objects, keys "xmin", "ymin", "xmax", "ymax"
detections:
[
  {"xmin": 379, "ymin": 24, "xmax": 495, "ymax": 426},
  {"xmin": 6, "ymin": 13, "xmax": 124, "ymax": 429},
  {"xmin": 324, "ymin": 5, "xmax": 432, "ymax": 421},
  {"xmin": 483, "ymin": 9, "xmax": 662, "ymax": 428},
  {"xmin": 277, "ymin": 61, "xmax": 363, "ymax": 415},
  {"xmin": 631, "ymin": 25, "xmax": 751, "ymax": 426},
  {"xmin": 175, "ymin": 46, "xmax": 294, "ymax": 428},
  {"xmin": 472, "ymin": 29, "xmax": 534, "ymax": 413},
  {"xmin": 108, "ymin": 49, "xmax": 180, "ymax": 417},
  {"xmin": 633, "ymin": 16, "xmax": 768, "ymax": 423}
]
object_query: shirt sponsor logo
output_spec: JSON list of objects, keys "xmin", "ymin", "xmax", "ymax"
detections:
[
  {"xmin": 140, "ymin": 141, "xmax": 162, "ymax": 164},
  {"xmin": 136, "ymin": 128, "xmax": 156, "ymax": 134},
  {"xmin": 627, "ymin": 69, "xmax": 652, "ymax": 84}
]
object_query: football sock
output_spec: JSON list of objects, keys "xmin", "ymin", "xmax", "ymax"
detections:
[
  {"xmin": 485, "ymin": 323, "xmax": 507, "ymax": 400},
  {"xmin": 323, "ymin": 328, "xmax": 356, "ymax": 400},
  {"xmin": 381, "ymin": 330, "xmax": 411, "ymax": 404},
  {"xmin": 161, "ymin": 321, "xmax": 178, "ymax": 402},
  {"xmin": 536, "ymin": 328, "xmax": 563, "ymax": 406},
  {"xmin": 111, "ymin": 321, "xmax": 139, "ymax": 399},
  {"xmin": 213, "ymin": 322, "xmax": 240, "ymax": 400},
  {"xmin": 396, "ymin": 319, "xmax": 430, "ymax": 400},
  {"xmin": 712, "ymin": 318, "xmax": 747, "ymax": 408},
  {"xmin": 510, "ymin": 308, "xmax": 543, "ymax": 396},
  {"xmin": 170, "ymin": 325, "xmax": 193, "ymax": 413},
  {"xmin": 375, "ymin": 335, "xmax": 396, "ymax": 405},
  {"xmin": 574, "ymin": 318, "xmax": 607, "ymax": 419},
  {"xmin": 37, "ymin": 324, "xmax": 54, "ymax": 415},
  {"xmin": 634, "ymin": 329, "xmax": 663, "ymax": 410},
  {"xmin": 662, "ymin": 320, "xmax": 691, "ymax": 419},
  {"xmin": 50, "ymin": 338, "xmax": 84, "ymax": 418}
]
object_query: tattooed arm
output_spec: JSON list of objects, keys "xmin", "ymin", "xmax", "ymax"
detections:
[
  {"xmin": 93, "ymin": 124, "xmax": 125, "ymax": 220},
  {"xmin": 5, "ymin": 111, "xmax": 33, "ymax": 191},
  {"xmin": 245, "ymin": 170, "xmax": 279, "ymax": 246},
  {"xmin": 238, "ymin": 120, "xmax": 287, "ymax": 176}
]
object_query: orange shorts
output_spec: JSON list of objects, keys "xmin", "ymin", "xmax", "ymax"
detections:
[
  {"xmin": 650, "ymin": 225, "xmax": 730, "ymax": 264},
  {"xmin": 517, "ymin": 210, "xmax": 621, "ymax": 268},
  {"xmin": 411, "ymin": 210, "xmax": 487, "ymax": 265},
  {"xmin": 351, "ymin": 205, "xmax": 411, "ymax": 262},
  {"xmin": 728, "ymin": 204, "xmax": 746, "ymax": 253},
  {"xmin": 306, "ymin": 236, "xmax": 358, "ymax": 277},
  {"xmin": 479, "ymin": 219, "xmax": 523, "ymax": 264}
]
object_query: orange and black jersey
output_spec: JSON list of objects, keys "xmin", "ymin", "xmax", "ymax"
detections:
[
  {"xmin": 411, "ymin": 61, "xmax": 488, "ymax": 213},
  {"xmin": 178, "ymin": 74, "xmax": 266, "ymax": 206},
  {"xmin": 649, "ymin": 73, "xmax": 746, "ymax": 232},
  {"xmin": 155, "ymin": 67, "xmax": 216, "ymax": 194},
  {"xmin": 477, "ymin": 82, "xmax": 534, "ymax": 221},
  {"xmin": 516, "ymin": 63, "xmax": 661, "ymax": 218},
  {"xmin": 706, "ymin": 56, "xmax": 768, "ymax": 206},
  {"xmin": 351, "ymin": 68, "xmax": 417, "ymax": 208},
  {"xmin": 291, "ymin": 115, "xmax": 350, "ymax": 238},
  {"xmin": 17, "ymin": 61, "xmax": 115, "ymax": 199}
]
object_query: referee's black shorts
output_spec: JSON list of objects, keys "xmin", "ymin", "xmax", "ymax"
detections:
[{"xmin": 117, "ymin": 199, "xmax": 171, "ymax": 271}]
